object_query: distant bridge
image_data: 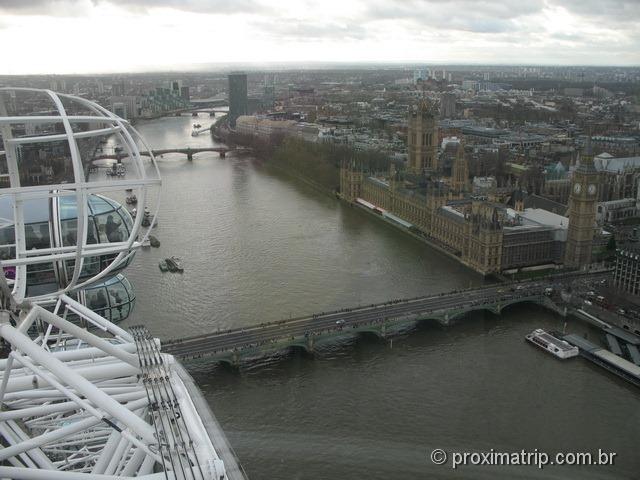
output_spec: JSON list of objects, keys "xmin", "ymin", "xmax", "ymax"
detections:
[
  {"xmin": 93, "ymin": 146, "xmax": 250, "ymax": 162},
  {"xmin": 163, "ymin": 271, "xmax": 610, "ymax": 366}
]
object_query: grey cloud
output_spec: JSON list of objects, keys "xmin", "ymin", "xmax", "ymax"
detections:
[
  {"xmin": 0, "ymin": 0, "xmax": 52, "ymax": 10},
  {"xmin": 0, "ymin": 0, "xmax": 267, "ymax": 15},
  {"xmin": 554, "ymin": 0, "xmax": 640, "ymax": 22},
  {"xmin": 252, "ymin": 19, "xmax": 369, "ymax": 41},
  {"xmin": 367, "ymin": 0, "xmax": 545, "ymax": 20},
  {"xmin": 549, "ymin": 32, "xmax": 587, "ymax": 42},
  {"xmin": 98, "ymin": 0, "xmax": 268, "ymax": 14},
  {"xmin": 363, "ymin": 0, "xmax": 545, "ymax": 34},
  {"xmin": 0, "ymin": 0, "xmax": 89, "ymax": 15}
]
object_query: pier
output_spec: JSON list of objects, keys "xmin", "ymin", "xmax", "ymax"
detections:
[{"xmin": 163, "ymin": 271, "xmax": 610, "ymax": 366}]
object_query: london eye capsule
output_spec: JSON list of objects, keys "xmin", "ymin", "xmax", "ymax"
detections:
[{"xmin": 0, "ymin": 88, "xmax": 161, "ymax": 303}]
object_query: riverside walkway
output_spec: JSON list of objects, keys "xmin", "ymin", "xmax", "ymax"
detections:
[{"xmin": 163, "ymin": 271, "xmax": 610, "ymax": 366}]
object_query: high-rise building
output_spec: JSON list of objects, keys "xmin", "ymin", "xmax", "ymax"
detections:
[
  {"xmin": 407, "ymin": 99, "xmax": 438, "ymax": 175},
  {"xmin": 111, "ymin": 79, "xmax": 125, "ymax": 96},
  {"xmin": 110, "ymin": 96, "xmax": 140, "ymax": 119},
  {"xmin": 228, "ymin": 72, "xmax": 248, "ymax": 128},
  {"xmin": 614, "ymin": 248, "xmax": 640, "ymax": 296},
  {"xmin": 413, "ymin": 69, "xmax": 427, "ymax": 84},
  {"xmin": 262, "ymin": 74, "xmax": 275, "ymax": 109},
  {"xmin": 171, "ymin": 80, "xmax": 181, "ymax": 92},
  {"xmin": 565, "ymin": 140, "xmax": 599, "ymax": 268},
  {"xmin": 462, "ymin": 80, "xmax": 480, "ymax": 91}
]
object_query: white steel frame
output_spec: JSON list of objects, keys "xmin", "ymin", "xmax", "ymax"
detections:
[
  {"xmin": 0, "ymin": 89, "xmax": 227, "ymax": 479},
  {"xmin": 0, "ymin": 87, "xmax": 162, "ymax": 304},
  {"xmin": 0, "ymin": 296, "xmax": 226, "ymax": 479}
]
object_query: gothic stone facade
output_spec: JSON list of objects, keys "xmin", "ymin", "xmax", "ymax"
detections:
[{"xmin": 340, "ymin": 161, "xmax": 565, "ymax": 276}]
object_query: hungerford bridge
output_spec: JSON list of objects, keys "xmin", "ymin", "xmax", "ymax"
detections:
[{"xmin": 164, "ymin": 270, "xmax": 610, "ymax": 366}]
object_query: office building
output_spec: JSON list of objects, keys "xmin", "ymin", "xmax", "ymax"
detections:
[{"xmin": 228, "ymin": 72, "xmax": 248, "ymax": 128}]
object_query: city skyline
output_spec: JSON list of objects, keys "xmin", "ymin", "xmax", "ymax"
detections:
[{"xmin": 1, "ymin": 0, "xmax": 639, "ymax": 74}]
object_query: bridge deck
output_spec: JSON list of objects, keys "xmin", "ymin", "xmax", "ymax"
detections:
[
  {"xmin": 92, "ymin": 147, "xmax": 237, "ymax": 162},
  {"xmin": 162, "ymin": 272, "xmax": 609, "ymax": 363}
]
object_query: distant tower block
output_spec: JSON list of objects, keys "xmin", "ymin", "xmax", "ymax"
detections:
[
  {"xmin": 408, "ymin": 99, "xmax": 438, "ymax": 175},
  {"xmin": 565, "ymin": 139, "xmax": 599, "ymax": 269},
  {"xmin": 228, "ymin": 72, "xmax": 248, "ymax": 128}
]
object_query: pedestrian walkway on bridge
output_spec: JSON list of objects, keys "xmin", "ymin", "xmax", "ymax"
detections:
[{"xmin": 163, "ymin": 271, "xmax": 609, "ymax": 366}]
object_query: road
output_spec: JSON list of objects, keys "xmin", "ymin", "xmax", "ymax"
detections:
[{"xmin": 163, "ymin": 271, "xmax": 610, "ymax": 360}]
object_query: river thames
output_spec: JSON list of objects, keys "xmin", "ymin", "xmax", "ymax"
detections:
[{"xmin": 122, "ymin": 115, "xmax": 639, "ymax": 479}]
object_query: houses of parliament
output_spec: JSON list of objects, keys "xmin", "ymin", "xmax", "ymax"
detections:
[{"xmin": 340, "ymin": 100, "xmax": 600, "ymax": 276}]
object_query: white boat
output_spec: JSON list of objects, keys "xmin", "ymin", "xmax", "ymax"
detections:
[{"xmin": 526, "ymin": 328, "xmax": 579, "ymax": 359}]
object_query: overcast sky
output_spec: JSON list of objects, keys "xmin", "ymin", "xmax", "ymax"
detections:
[{"xmin": 1, "ymin": 0, "xmax": 639, "ymax": 74}]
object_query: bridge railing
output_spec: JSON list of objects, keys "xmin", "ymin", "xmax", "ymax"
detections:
[{"xmin": 164, "ymin": 272, "xmax": 601, "ymax": 346}]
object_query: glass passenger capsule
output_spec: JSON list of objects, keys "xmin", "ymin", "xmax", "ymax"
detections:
[
  {"xmin": 0, "ymin": 194, "xmax": 135, "ymax": 298},
  {"xmin": 0, "ymin": 87, "xmax": 161, "ymax": 303},
  {"xmin": 78, "ymin": 274, "xmax": 136, "ymax": 324}
]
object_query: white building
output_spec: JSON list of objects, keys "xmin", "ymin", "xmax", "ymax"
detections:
[
  {"xmin": 597, "ymin": 198, "xmax": 637, "ymax": 224},
  {"xmin": 235, "ymin": 115, "xmax": 320, "ymax": 142}
]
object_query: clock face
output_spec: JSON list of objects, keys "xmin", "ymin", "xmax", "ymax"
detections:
[
  {"xmin": 573, "ymin": 183, "xmax": 582, "ymax": 194},
  {"xmin": 588, "ymin": 184, "xmax": 596, "ymax": 195}
]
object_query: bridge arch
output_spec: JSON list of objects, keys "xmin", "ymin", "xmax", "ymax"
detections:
[
  {"xmin": 286, "ymin": 343, "xmax": 313, "ymax": 357},
  {"xmin": 355, "ymin": 329, "xmax": 385, "ymax": 341}
]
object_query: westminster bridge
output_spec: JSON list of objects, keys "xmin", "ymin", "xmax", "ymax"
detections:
[{"xmin": 163, "ymin": 270, "xmax": 611, "ymax": 366}]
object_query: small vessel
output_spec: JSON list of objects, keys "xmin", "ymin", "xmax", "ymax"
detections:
[
  {"xmin": 165, "ymin": 256, "xmax": 184, "ymax": 273},
  {"xmin": 158, "ymin": 260, "xmax": 168, "ymax": 272},
  {"xmin": 526, "ymin": 329, "xmax": 579, "ymax": 359},
  {"xmin": 149, "ymin": 235, "xmax": 161, "ymax": 248},
  {"xmin": 141, "ymin": 207, "xmax": 155, "ymax": 227}
]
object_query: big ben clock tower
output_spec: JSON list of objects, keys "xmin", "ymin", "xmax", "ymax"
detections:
[{"xmin": 565, "ymin": 139, "xmax": 599, "ymax": 269}]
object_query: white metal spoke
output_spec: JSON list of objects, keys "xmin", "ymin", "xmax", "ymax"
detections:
[
  {"xmin": 0, "ymin": 88, "xmax": 228, "ymax": 479},
  {"xmin": 0, "ymin": 297, "xmax": 226, "ymax": 479}
]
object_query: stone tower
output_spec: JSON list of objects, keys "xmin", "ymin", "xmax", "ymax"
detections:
[
  {"xmin": 339, "ymin": 159, "xmax": 362, "ymax": 202},
  {"xmin": 408, "ymin": 99, "xmax": 438, "ymax": 175},
  {"xmin": 564, "ymin": 139, "xmax": 599, "ymax": 268},
  {"xmin": 464, "ymin": 201, "xmax": 503, "ymax": 275},
  {"xmin": 451, "ymin": 142, "xmax": 469, "ymax": 193}
]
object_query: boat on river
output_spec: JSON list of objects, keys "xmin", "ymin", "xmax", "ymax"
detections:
[
  {"xmin": 526, "ymin": 328, "xmax": 579, "ymax": 359},
  {"xmin": 166, "ymin": 256, "xmax": 184, "ymax": 273}
]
